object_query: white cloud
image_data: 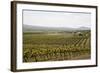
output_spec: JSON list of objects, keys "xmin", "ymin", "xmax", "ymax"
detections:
[{"xmin": 23, "ymin": 10, "xmax": 91, "ymax": 28}]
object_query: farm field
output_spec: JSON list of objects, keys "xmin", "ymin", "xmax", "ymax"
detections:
[{"xmin": 23, "ymin": 31, "xmax": 91, "ymax": 62}]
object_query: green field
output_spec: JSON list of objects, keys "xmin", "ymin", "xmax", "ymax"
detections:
[{"xmin": 23, "ymin": 31, "xmax": 91, "ymax": 62}]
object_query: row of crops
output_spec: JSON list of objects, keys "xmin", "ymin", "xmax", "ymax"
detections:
[{"xmin": 23, "ymin": 32, "xmax": 91, "ymax": 62}]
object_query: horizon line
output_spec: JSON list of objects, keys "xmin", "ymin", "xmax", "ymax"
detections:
[{"xmin": 23, "ymin": 24, "xmax": 91, "ymax": 28}]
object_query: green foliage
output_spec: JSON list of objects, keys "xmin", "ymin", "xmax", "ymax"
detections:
[{"xmin": 23, "ymin": 31, "xmax": 91, "ymax": 62}]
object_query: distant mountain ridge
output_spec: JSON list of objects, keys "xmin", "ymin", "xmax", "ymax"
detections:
[{"xmin": 23, "ymin": 24, "xmax": 90, "ymax": 32}]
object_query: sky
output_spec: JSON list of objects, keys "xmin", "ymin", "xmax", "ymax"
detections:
[{"xmin": 23, "ymin": 10, "xmax": 91, "ymax": 28}]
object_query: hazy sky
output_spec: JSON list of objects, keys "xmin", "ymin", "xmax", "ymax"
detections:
[{"xmin": 23, "ymin": 10, "xmax": 91, "ymax": 28}]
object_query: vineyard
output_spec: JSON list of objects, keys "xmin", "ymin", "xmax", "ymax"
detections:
[{"xmin": 23, "ymin": 31, "xmax": 91, "ymax": 62}]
